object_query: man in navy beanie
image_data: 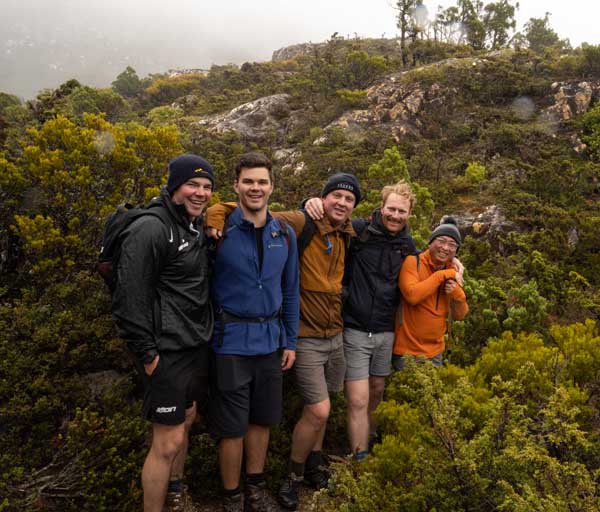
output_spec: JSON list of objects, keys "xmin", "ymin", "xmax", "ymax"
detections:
[{"xmin": 112, "ymin": 153, "xmax": 215, "ymax": 511}]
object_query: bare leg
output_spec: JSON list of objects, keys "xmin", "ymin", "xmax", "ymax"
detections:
[
  {"xmin": 245, "ymin": 424, "xmax": 270, "ymax": 474},
  {"xmin": 290, "ymin": 400, "xmax": 330, "ymax": 464},
  {"xmin": 368, "ymin": 376, "xmax": 386, "ymax": 438},
  {"xmin": 219, "ymin": 437, "xmax": 244, "ymax": 490},
  {"xmin": 345, "ymin": 379, "xmax": 370, "ymax": 453},
  {"xmin": 169, "ymin": 402, "xmax": 197, "ymax": 481},
  {"xmin": 142, "ymin": 422, "xmax": 187, "ymax": 512}
]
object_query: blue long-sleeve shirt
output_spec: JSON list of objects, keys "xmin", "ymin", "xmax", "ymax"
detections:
[{"xmin": 211, "ymin": 207, "xmax": 300, "ymax": 355}]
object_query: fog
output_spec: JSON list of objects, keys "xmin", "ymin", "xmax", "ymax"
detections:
[{"xmin": 1, "ymin": 0, "xmax": 598, "ymax": 99}]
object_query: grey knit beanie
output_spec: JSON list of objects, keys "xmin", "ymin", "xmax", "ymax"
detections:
[{"xmin": 428, "ymin": 216, "xmax": 462, "ymax": 247}]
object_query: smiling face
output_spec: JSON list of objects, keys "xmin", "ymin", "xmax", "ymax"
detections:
[
  {"xmin": 380, "ymin": 192, "xmax": 411, "ymax": 235},
  {"xmin": 428, "ymin": 235, "xmax": 458, "ymax": 267},
  {"xmin": 234, "ymin": 166, "xmax": 273, "ymax": 215},
  {"xmin": 170, "ymin": 176, "xmax": 213, "ymax": 220},
  {"xmin": 322, "ymin": 189, "xmax": 356, "ymax": 226}
]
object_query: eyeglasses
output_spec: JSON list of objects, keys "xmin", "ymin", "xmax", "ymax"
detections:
[{"xmin": 434, "ymin": 238, "xmax": 458, "ymax": 250}]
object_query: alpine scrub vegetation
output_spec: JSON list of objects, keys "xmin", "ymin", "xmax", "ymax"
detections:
[
  {"xmin": 0, "ymin": 31, "xmax": 599, "ymax": 509},
  {"xmin": 317, "ymin": 321, "xmax": 600, "ymax": 512}
]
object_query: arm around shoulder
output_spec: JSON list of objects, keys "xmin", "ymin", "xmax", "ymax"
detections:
[
  {"xmin": 205, "ymin": 201, "xmax": 237, "ymax": 231},
  {"xmin": 272, "ymin": 210, "xmax": 306, "ymax": 237}
]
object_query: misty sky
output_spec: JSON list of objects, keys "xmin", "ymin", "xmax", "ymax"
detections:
[{"xmin": 1, "ymin": 0, "xmax": 598, "ymax": 99}]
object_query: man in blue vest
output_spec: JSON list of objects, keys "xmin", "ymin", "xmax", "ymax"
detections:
[{"xmin": 209, "ymin": 152, "xmax": 300, "ymax": 511}]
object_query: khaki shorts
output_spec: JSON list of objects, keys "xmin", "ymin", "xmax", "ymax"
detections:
[
  {"xmin": 293, "ymin": 334, "xmax": 345, "ymax": 404},
  {"xmin": 344, "ymin": 328, "xmax": 394, "ymax": 381}
]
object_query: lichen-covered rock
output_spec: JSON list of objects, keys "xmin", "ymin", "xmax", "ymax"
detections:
[
  {"xmin": 443, "ymin": 205, "xmax": 517, "ymax": 253},
  {"xmin": 544, "ymin": 81, "xmax": 600, "ymax": 122},
  {"xmin": 196, "ymin": 93, "xmax": 295, "ymax": 142},
  {"xmin": 324, "ymin": 71, "xmax": 455, "ymax": 142},
  {"xmin": 272, "ymin": 43, "xmax": 318, "ymax": 62},
  {"xmin": 273, "ymin": 148, "xmax": 306, "ymax": 176}
]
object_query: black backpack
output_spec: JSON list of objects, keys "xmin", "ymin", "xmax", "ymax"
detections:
[{"xmin": 96, "ymin": 202, "xmax": 176, "ymax": 292}]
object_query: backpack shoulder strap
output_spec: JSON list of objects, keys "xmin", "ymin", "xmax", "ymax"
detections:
[
  {"xmin": 212, "ymin": 214, "xmax": 236, "ymax": 259},
  {"xmin": 396, "ymin": 251, "xmax": 422, "ymax": 327},
  {"xmin": 142, "ymin": 205, "xmax": 179, "ymax": 262},
  {"xmin": 296, "ymin": 211, "xmax": 317, "ymax": 261},
  {"xmin": 274, "ymin": 218, "xmax": 291, "ymax": 247}
]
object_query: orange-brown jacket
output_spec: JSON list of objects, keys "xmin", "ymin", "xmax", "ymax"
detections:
[{"xmin": 206, "ymin": 203, "xmax": 355, "ymax": 338}]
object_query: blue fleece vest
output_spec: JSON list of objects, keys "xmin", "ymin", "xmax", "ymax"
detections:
[{"xmin": 211, "ymin": 207, "xmax": 300, "ymax": 355}]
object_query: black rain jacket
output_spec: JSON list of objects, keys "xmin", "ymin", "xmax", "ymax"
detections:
[
  {"xmin": 112, "ymin": 188, "xmax": 213, "ymax": 363},
  {"xmin": 343, "ymin": 209, "xmax": 417, "ymax": 333}
]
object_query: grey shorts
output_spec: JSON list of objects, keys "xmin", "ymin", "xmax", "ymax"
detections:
[
  {"xmin": 294, "ymin": 333, "xmax": 346, "ymax": 404},
  {"xmin": 344, "ymin": 328, "xmax": 394, "ymax": 381},
  {"xmin": 392, "ymin": 353, "xmax": 443, "ymax": 371}
]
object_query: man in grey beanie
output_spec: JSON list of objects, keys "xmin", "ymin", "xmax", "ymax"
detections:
[{"xmin": 392, "ymin": 216, "xmax": 469, "ymax": 369}]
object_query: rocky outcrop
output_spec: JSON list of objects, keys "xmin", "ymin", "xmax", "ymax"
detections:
[
  {"xmin": 272, "ymin": 43, "xmax": 318, "ymax": 62},
  {"xmin": 323, "ymin": 61, "xmax": 600, "ymax": 145},
  {"xmin": 272, "ymin": 37, "xmax": 401, "ymax": 62},
  {"xmin": 168, "ymin": 68, "xmax": 209, "ymax": 78},
  {"xmin": 273, "ymin": 148, "xmax": 306, "ymax": 175},
  {"xmin": 444, "ymin": 206, "xmax": 517, "ymax": 253},
  {"xmin": 324, "ymin": 72, "xmax": 454, "ymax": 142},
  {"xmin": 196, "ymin": 94, "xmax": 296, "ymax": 142},
  {"xmin": 543, "ymin": 81, "xmax": 600, "ymax": 122}
]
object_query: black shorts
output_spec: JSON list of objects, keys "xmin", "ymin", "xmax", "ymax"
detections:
[
  {"xmin": 135, "ymin": 345, "xmax": 210, "ymax": 425},
  {"xmin": 209, "ymin": 351, "xmax": 283, "ymax": 439}
]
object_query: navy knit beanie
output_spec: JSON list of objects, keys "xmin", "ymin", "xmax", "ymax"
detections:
[
  {"xmin": 167, "ymin": 154, "xmax": 215, "ymax": 194},
  {"xmin": 321, "ymin": 172, "xmax": 361, "ymax": 205},
  {"xmin": 428, "ymin": 216, "xmax": 462, "ymax": 247}
]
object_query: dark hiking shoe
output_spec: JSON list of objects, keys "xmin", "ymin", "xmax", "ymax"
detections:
[
  {"xmin": 244, "ymin": 480, "xmax": 279, "ymax": 512},
  {"xmin": 368, "ymin": 431, "xmax": 381, "ymax": 452},
  {"xmin": 278, "ymin": 473, "xmax": 303, "ymax": 510},
  {"xmin": 163, "ymin": 484, "xmax": 196, "ymax": 512},
  {"xmin": 304, "ymin": 465, "xmax": 329, "ymax": 489},
  {"xmin": 304, "ymin": 451, "xmax": 329, "ymax": 489},
  {"xmin": 223, "ymin": 492, "xmax": 243, "ymax": 512}
]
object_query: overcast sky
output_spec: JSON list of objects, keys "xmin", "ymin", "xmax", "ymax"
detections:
[{"xmin": 1, "ymin": 0, "xmax": 597, "ymax": 99}]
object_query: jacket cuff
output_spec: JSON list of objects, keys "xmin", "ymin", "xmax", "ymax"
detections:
[{"xmin": 140, "ymin": 349, "xmax": 158, "ymax": 364}]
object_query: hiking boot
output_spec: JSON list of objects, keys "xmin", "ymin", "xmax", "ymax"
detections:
[
  {"xmin": 244, "ymin": 480, "xmax": 279, "ymax": 512},
  {"xmin": 304, "ymin": 465, "xmax": 329, "ymax": 489},
  {"xmin": 163, "ymin": 484, "xmax": 196, "ymax": 512},
  {"xmin": 278, "ymin": 473, "xmax": 303, "ymax": 510},
  {"xmin": 223, "ymin": 492, "xmax": 243, "ymax": 512}
]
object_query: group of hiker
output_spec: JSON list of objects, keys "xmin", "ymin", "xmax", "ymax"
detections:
[{"xmin": 110, "ymin": 151, "xmax": 469, "ymax": 512}]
